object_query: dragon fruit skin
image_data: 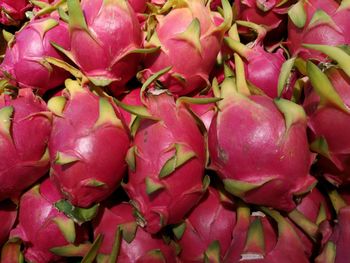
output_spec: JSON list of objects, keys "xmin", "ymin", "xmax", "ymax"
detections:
[
  {"xmin": 208, "ymin": 77, "xmax": 316, "ymax": 211},
  {"xmin": 304, "ymin": 66, "xmax": 350, "ymax": 186},
  {"xmin": 0, "ymin": 200, "xmax": 17, "ymax": 246},
  {"xmin": 128, "ymin": 0, "xmax": 147, "ymax": 13},
  {"xmin": 0, "ymin": 0, "xmax": 31, "ymax": 26},
  {"xmin": 10, "ymin": 179, "xmax": 90, "ymax": 263},
  {"xmin": 0, "ymin": 88, "xmax": 51, "ymax": 201},
  {"xmin": 287, "ymin": 0, "xmax": 350, "ymax": 61},
  {"xmin": 0, "ymin": 17, "xmax": 70, "ymax": 94},
  {"xmin": 120, "ymin": 88, "xmax": 142, "ymax": 127},
  {"xmin": 123, "ymin": 92, "xmax": 207, "ymax": 234},
  {"xmin": 175, "ymin": 187, "xmax": 236, "ymax": 262},
  {"xmin": 93, "ymin": 202, "xmax": 178, "ymax": 263},
  {"xmin": 49, "ymin": 80, "xmax": 130, "ymax": 208},
  {"xmin": 66, "ymin": 0, "xmax": 142, "ymax": 94},
  {"xmin": 141, "ymin": 0, "xmax": 230, "ymax": 96}
]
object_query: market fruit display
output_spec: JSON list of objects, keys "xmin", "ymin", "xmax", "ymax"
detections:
[{"xmin": 0, "ymin": 0, "xmax": 350, "ymax": 262}]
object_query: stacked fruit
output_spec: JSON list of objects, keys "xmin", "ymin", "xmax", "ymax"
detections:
[{"xmin": 0, "ymin": 0, "xmax": 350, "ymax": 262}]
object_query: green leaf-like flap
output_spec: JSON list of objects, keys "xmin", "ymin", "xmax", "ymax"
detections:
[
  {"xmin": 223, "ymin": 178, "xmax": 273, "ymax": 198},
  {"xmin": 204, "ymin": 240, "xmax": 221, "ymax": 263},
  {"xmin": 140, "ymin": 66, "xmax": 172, "ymax": 97},
  {"xmin": 310, "ymin": 137, "xmax": 331, "ymax": 159},
  {"xmin": 120, "ymin": 221, "xmax": 138, "ymax": 243},
  {"xmin": 47, "ymin": 96, "xmax": 67, "ymax": 117},
  {"xmin": 0, "ymin": 106, "xmax": 13, "ymax": 137},
  {"xmin": 54, "ymin": 152, "xmax": 80, "ymax": 165},
  {"xmin": 52, "ymin": 216, "xmax": 76, "ymax": 243},
  {"xmin": 81, "ymin": 234, "xmax": 103, "ymax": 263},
  {"xmin": 274, "ymin": 98, "xmax": 306, "ymax": 130},
  {"xmin": 55, "ymin": 200, "xmax": 100, "ymax": 224},
  {"xmin": 315, "ymin": 241, "xmax": 336, "ymax": 263},
  {"xmin": 308, "ymin": 9, "xmax": 339, "ymax": 31},
  {"xmin": 303, "ymin": 44, "xmax": 350, "ymax": 78},
  {"xmin": 94, "ymin": 98, "xmax": 122, "ymax": 128},
  {"xmin": 306, "ymin": 61, "xmax": 349, "ymax": 113},
  {"xmin": 159, "ymin": 143, "xmax": 196, "ymax": 178},
  {"xmin": 50, "ymin": 243, "xmax": 92, "ymax": 257},
  {"xmin": 113, "ymin": 98, "xmax": 157, "ymax": 120},
  {"xmin": 142, "ymin": 249, "xmax": 166, "ymax": 262},
  {"xmin": 0, "ymin": 238, "xmax": 24, "ymax": 263},
  {"xmin": 287, "ymin": 209, "xmax": 318, "ymax": 241},
  {"xmin": 278, "ymin": 57, "xmax": 296, "ymax": 97},
  {"xmin": 145, "ymin": 176, "xmax": 165, "ymax": 195},
  {"xmin": 288, "ymin": 0, "xmax": 306, "ymax": 28},
  {"xmin": 80, "ymin": 178, "xmax": 107, "ymax": 188},
  {"xmin": 243, "ymin": 218, "xmax": 265, "ymax": 255},
  {"xmin": 172, "ymin": 222, "xmax": 186, "ymax": 240},
  {"xmin": 174, "ymin": 18, "xmax": 202, "ymax": 54},
  {"xmin": 67, "ymin": 0, "xmax": 88, "ymax": 31},
  {"xmin": 109, "ymin": 227, "xmax": 122, "ymax": 263},
  {"xmin": 125, "ymin": 146, "xmax": 137, "ymax": 172}
]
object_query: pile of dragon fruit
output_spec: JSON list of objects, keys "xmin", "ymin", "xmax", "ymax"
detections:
[{"xmin": 1, "ymin": 0, "xmax": 350, "ymax": 262}]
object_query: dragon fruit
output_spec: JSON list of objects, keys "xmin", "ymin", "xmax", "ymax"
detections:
[
  {"xmin": 224, "ymin": 22, "xmax": 295, "ymax": 98},
  {"xmin": 10, "ymin": 179, "xmax": 91, "ymax": 263},
  {"xmin": 0, "ymin": 17, "xmax": 70, "ymax": 94},
  {"xmin": 59, "ymin": 0, "xmax": 142, "ymax": 94},
  {"xmin": 234, "ymin": 0, "xmax": 291, "ymax": 41},
  {"xmin": 287, "ymin": 0, "xmax": 350, "ymax": 61},
  {"xmin": 122, "ymin": 90, "xmax": 207, "ymax": 234},
  {"xmin": 0, "ymin": 0, "xmax": 31, "ymax": 26},
  {"xmin": 93, "ymin": 202, "xmax": 178, "ymax": 262},
  {"xmin": 173, "ymin": 186, "xmax": 236, "ymax": 262},
  {"xmin": 0, "ymin": 200, "xmax": 17, "ymax": 246},
  {"xmin": 224, "ymin": 205, "xmax": 309, "ymax": 262},
  {"xmin": 304, "ymin": 61, "xmax": 350, "ymax": 186},
  {"xmin": 120, "ymin": 87, "xmax": 143, "ymax": 127},
  {"xmin": 48, "ymin": 79, "xmax": 130, "ymax": 208},
  {"xmin": 0, "ymin": 88, "xmax": 51, "ymax": 201},
  {"xmin": 208, "ymin": 69, "xmax": 316, "ymax": 211},
  {"xmin": 140, "ymin": 0, "xmax": 232, "ymax": 96}
]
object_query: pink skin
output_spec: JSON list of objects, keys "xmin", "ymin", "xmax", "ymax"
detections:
[
  {"xmin": 49, "ymin": 87, "xmax": 130, "ymax": 208},
  {"xmin": 209, "ymin": 95, "xmax": 316, "ymax": 211},
  {"xmin": 287, "ymin": 0, "xmax": 349, "ymax": 61},
  {"xmin": 124, "ymin": 92, "xmax": 206, "ymax": 234},
  {"xmin": 304, "ymin": 68, "xmax": 350, "ymax": 185},
  {"xmin": 71, "ymin": 0, "xmax": 142, "ymax": 95},
  {"xmin": 93, "ymin": 202, "xmax": 178, "ymax": 262},
  {"xmin": 10, "ymin": 179, "xmax": 89, "ymax": 263},
  {"xmin": 0, "ymin": 200, "xmax": 17, "ymax": 246},
  {"xmin": 177, "ymin": 187, "xmax": 236, "ymax": 262},
  {"xmin": 0, "ymin": 89, "xmax": 51, "ymax": 201},
  {"xmin": 0, "ymin": 0, "xmax": 31, "ymax": 25},
  {"xmin": 142, "ymin": 0, "xmax": 225, "ymax": 96},
  {"xmin": 0, "ymin": 17, "xmax": 70, "ymax": 94},
  {"xmin": 128, "ymin": 0, "xmax": 147, "ymax": 13}
]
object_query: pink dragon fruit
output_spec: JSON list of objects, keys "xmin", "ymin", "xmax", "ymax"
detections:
[
  {"xmin": 48, "ymin": 79, "xmax": 130, "ymax": 208},
  {"xmin": 0, "ymin": 17, "xmax": 70, "ymax": 94},
  {"xmin": 224, "ymin": 23, "xmax": 295, "ymax": 98},
  {"xmin": 140, "ymin": 0, "xmax": 232, "ymax": 96},
  {"xmin": 60, "ymin": 0, "xmax": 142, "ymax": 95},
  {"xmin": 224, "ymin": 205, "xmax": 309, "ymax": 262},
  {"xmin": 0, "ymin": 200, "xmax": 17, "ymax": 246},
  {"xmin": 93, "ymin": 202, "xmax": 178, "ymax": 262},
  {"xmin": 10, "ymin": 179, "xmax": 91, "ymax": 263},
  {"xmin": 287, "ymin": 0, "xmax": 350, "ymax": 61},
  {"xmin": 173, "ymin": 187, "xmax": 236, "ymax": 262},
  {"xmin": 128, "ymin": 0, "xmax": 147, "ymax": 13},
  {"xmin": 120, "ymin": 87, "xmax": 143, "ymax": 127},
  {"xmin": 0, "ymin": 0, "xmax": 31, "ymax": 26},
  {"xmin": 304, "ymin": 62, "xmax": 350, "ymax": 186},
  {"xmin": 208, "ymin": 73, "xmax": 316, "ymax": 211},
  {"xmin": 0, "ymin": 88, "xmax": 51, "ymax": 201},
  {"xmin": 234, "ymin": 0, "xmax": 291, "ymax": 40},
  {"xmin": 122, "ymin": 90, "xmax": 208, "ymax": 234}
]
